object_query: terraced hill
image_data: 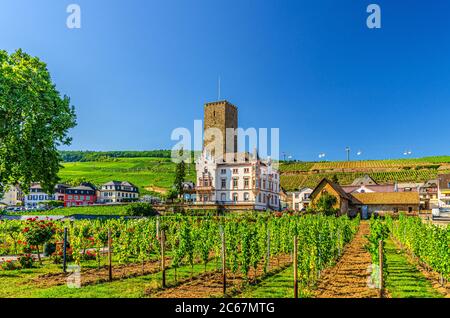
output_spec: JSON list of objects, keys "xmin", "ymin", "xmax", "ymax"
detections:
[
  {"xmin": 280, "ymin": 157, "xmax": 450, "ymax": 191},
  {"xmin": 59, "ymin": 157, "xmax": 196, "ymax": 195}
]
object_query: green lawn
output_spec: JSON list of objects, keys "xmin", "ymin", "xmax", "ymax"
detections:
[
  {"xmin": 0, "ymin": 258, "xmax": 221, "ymax": 298},
  {"xmin": 238, "ymin": 266, "xmax": 312, "ymax": 298},
  {"xmin": 385, "ymin": 239, "xmax": 443, "ymax": 298},
  {"xmin": 6, "ymin": 205, "xmax": 128, "ymax": 216}
]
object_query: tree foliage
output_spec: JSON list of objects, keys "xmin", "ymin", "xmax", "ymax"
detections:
[
  {"xmin": 315, "ymin": 192, "xmax": 339, "ymax": 216},
  {"xmin": 0, "ymin": 49, "xmax": 77, "ymax": 194},
  {"xmin": 173, "ymin": 148, "xmax": 186, "ymax": 196}
]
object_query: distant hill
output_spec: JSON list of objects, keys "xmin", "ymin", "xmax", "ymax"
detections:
[
  {"xmin": 59, "ymin": 150, "xmax": 173, "ymax": 162},
  {"xmin": 58, "ymin": 157, "xmax": 196, "ymax": 196},
  {"xmin": 58, "ymin": 152, "xmax": 450, "ymax": 194}
]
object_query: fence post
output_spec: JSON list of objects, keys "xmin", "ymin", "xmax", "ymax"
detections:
[
  {"xmin": 108, "ymin": 229, "xmax": 113, "ymax": 282},
  {"xmin": 266, "ymin": 228, "xmax": 271, "ymax": 273},
  {"xmin": 156, "ymin": 216, "xmax": 160, "ymax": 240},
  {"xmin": 161, "ymin": 229, "xmax": 166, "ymax": 288},
  {"xmin": 378, "ymin": 240, "xmax": 383, "ymax": 298},
  {"xmin": 338, "ymin": 230, "xmax": 341, "ymax": 257},
  {"xmin": 294, "ymin": 235, "xmax": 298, "ymax": 299},
  {"xmin": 63, "ymin": 227, "xmax": 68, "ymax": 273},
  {"xmin": 221, "ymin": 226, "xmax": 226, "ymax": 296}
]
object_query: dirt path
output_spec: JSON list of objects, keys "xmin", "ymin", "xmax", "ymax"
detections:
[
  {"xmin": 151, "ymin": 254, "xmax": 292, "ymax": 298},
  {"xmin": 29, "ymin": 258, "xmax": 169, "ymax": 288},
  {"xmin": 145, "ymin": 186, "xmax": 167, "ymax": 195},
  {"xmin": 314, "ymin": 222, "xmax": 379, "ymax": 298}
]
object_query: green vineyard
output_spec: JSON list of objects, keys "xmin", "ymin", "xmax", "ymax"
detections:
[
  {"xmin": 280, "ymin": 169, "xmax": 450, "ymax": 191},
  {"xmin": 0, "ymin": 214, "xmax": 359, "ymax": 297}
]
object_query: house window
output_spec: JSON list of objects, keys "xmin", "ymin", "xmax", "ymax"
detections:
[
  {"xmin": 233, "ymin": 178, "xmax": 238, "ymax": 189},
  {"xmin": 244, "ymin": 178, "xmax": 249, "ymax": 189},
  {"xmin": 263, "ymin": 180, "xmax": 266, "ymax": 189},
  {"xmin": 68, "ymin": 195, "xmax": 73, "ymax": 200},
  {"xmin": 295, "ymin": 193, "xmax": 299, "ymax": 199},
  {"xmin": 233, "ymin": 193, "xmax": 238, "ymax": 202},
  {"xmin": 244, "ymin": 168, "xmax": 249, "ymax": 173},
  {"xmin": 86, "ymin": 196, "xmax": 90, "ymax": 201},
  {"xmin": 221, "ymin": 178, "xmax": 226, "ymax": 189},
  {"xmin": 263, "ymin": 194, "xmax": 267, "ymax": 203},
  {"xmin": 244, "ymin": 192, "xmax": 249, "ymax": 201},
  {"xmin": 258, "ymin": 193, "xmax": 261, "ymax": 202},
  {"xmin": 221, "ymin": 193, "xmax": 226, "ymax": 202},
  {"xmin": 295, "ymin": 203, "xmax": 299, "ymax": 210},
  {"xmin": 221, "ymin": 169, "xmax": 226, "ymax": 174},
  {"xmin": 233, "ymin": 168, "xmax": 238, "ymax": 174}
]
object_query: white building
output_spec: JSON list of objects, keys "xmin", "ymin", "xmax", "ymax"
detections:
[
  {"xmin": 99, "ymin": 181, "xmax": 140, "ymax": 203},
  {"xmin": 0, "ymin": 185, "xmax": 24, "ymax": 206},
  {"xmin": 292, "ymin": 187, "xmax": 312, "ymax": 211},
  {"xmin": 195, "ymin": 151, "xmax": 280, "ymax": 210},
  {"xmin": 24, "ymin": 183, "xmax": 56, "ymax": 208}
]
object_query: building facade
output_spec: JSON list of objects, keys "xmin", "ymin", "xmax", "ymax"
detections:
[
  {"xmin": 437, "ymin": 174, "xmax": 450, "ymax": 209},
  {"xmin": 195, "ymin": 100, "xmax": 281, "ymax": 211},
  {"xmin": 310, "ymin": 178, "xmax": 420, "ymax": 218},
  {"xmin": 99, "ymin": 181, "xmax": 139, "ymax": 203},
  {"xmin": 203, "ymin": 100, "xmax": 238, "ymax": 158},
  {"xmin": 64, "ymin": 185, "xmax": 97, "ymax": 207},
  {"xmin": 24, "ymin": 183, "xmax": 56, "ymax": 208},
  {"xmin": 195, "ymin": 151, "xmax": 280, "ymax": 210},
  {"xmin": 292, "ymin": 187, "xmax": 312, "ymax": 211},
  {"xmin": 0, "ymin": 185, "xmax": 24, "ymax": 206},
  {"xmin": 419, "ymin": 180, "xmax": 438, "ymax": 210}
]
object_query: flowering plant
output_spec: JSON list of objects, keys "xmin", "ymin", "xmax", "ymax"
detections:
[
  {"xmin": 1, "ymin": 259, "xmax": 19, "ymax": 271},
  {"xmin": 17, "ymin": 254, "xmax": 34, "ymax": 269},
  {"xmin": 82, "ymin": 250, "xmax": 97, "ymax": 261}
]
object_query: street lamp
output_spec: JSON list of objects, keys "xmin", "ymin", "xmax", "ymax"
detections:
[{"xmin": 345, "ymin": 147, "xmax": 350, "ymax": 161}]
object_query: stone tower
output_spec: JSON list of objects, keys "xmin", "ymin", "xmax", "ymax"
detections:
[{"xmin": 203, "ymin": 100, "xmax": 238, "ymax": 158}]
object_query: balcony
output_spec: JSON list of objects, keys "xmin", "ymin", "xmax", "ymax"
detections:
[{"xmin": 196, "ymin": 185, "xmax": 215, "ymax": 192}]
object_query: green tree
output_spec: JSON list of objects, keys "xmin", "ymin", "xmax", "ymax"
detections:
[
  {"xmin": 331, "ymin": 174, "xmax": 339, "ymax": 184},
  {"xmin": 165, "ymin": 188, "xmax": 179, "ymax": 203},
  {"xmin": 315, "ymin": 192, "xmax": 339, "ymax": 216},
  {"xmin": 0, "ymin": 49, "xmax": 77, "ymax": 195},
  {"xmin": 173, "ymin": 148, "xmax": 186, "ymax": 199}
]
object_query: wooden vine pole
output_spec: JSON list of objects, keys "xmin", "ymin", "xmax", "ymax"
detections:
[
  {"xmin": 293, "ymin": 235, "xmax": 298, "ymax": 299},
  {"xmin": 108, "ymin": 229, "xmax": 113, "ymax": 282},
  {"xmin": 221, "ymin": 226, "xmax": 226, "ymax": 296},
  {"xmin": 62, "ymin": 227, "xmax": 68, "ymax": 273},
  {"xmin": 266, "ymin": 227, "xmax": 271, "ymax": 273},
  {"xmin": 378, "ymin": 240, "xmax": 383, "ymax": 298},
  {"xmin": 160, "ymin": 229, "xmax": 166, "ymax": 288}
]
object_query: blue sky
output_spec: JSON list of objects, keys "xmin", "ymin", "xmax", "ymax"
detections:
[{"xmin": 1, "ymin": 0, "xmax": 449, "ymax": 161}]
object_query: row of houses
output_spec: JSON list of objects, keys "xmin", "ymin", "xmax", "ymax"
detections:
[
  {"xmin": 1, "ymin": 181, "xmax": 140, "ymax": 208},
  {"xmin": 288, "ymin": 174, "xmax": 450, "ymax": 217}
]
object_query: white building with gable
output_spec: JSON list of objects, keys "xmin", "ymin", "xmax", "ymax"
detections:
[{"xmin": 195, "ymin": 150, "xmax": 280, "ymax": 210}]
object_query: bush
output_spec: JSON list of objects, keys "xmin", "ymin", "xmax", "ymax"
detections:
[
  {"xmin": 51, "ymin": 247, "xmax": 74, "ymax": 264},
  {"xmin": 124, "ymin": 203, "xmax": 158, "ymax": 216},
  {"xmin": 1, "ymin": 259, "xmax": 19, "ymax": 271},
  {"xmin": 82, "ymin": 250, "xmax": 96, "ymax": 261},
  {"xmin": 43, "ymin": 242, "xmax": 56, "ymax": 256},
  {"xmin": 17, "ymin": 254, "xmax": 34, "ymax": 269}
]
